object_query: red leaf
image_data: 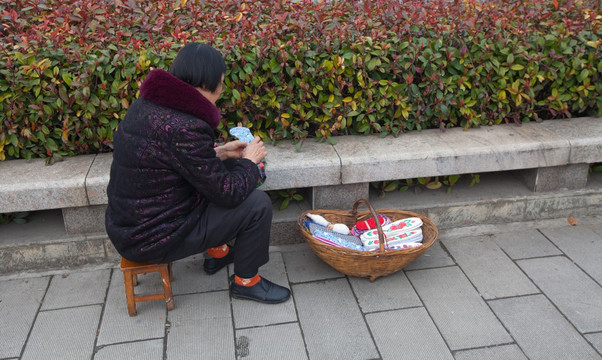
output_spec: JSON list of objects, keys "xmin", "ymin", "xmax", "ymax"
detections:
[{"xmin": 552, "ymin": 0, "xmax": 559, "ymax": 10}]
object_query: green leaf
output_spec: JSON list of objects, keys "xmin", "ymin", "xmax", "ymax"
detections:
[
  {"xmin": 270, "ymin": 62, "xmax": 281, "ymax": 74},
  {"xmin": 384, "ymin": 183, "xmax": 397, "ymax": 192},
  {"xmin": 62, "ymin": 74, "xmax": 72, "ymax": 86},
  {"xmin": 46, "ymin": 138, "xmax": 58, "ymax": 151},
  {"xmin": 578, "ymin": 69, "xmax": 589, "ymax": 82},
  {"xmin": 448, "ymin": 174, "xmax": 460, "ymax": 186},
  {"xmin": 43, "ymin": 105, "xmax": 53, "ymax": 115},
  {"xmin": 280, "ymin": 198, "xmax": 290, "ymax": 211},
  {"xmin": 367, "ymin": 58, "xmax": 381, "ymax": 71},
  {"xmin": 15, "ymin": 212, "xmax": 30, "ymax": 219},
  {"xmin": 357, "ymin": 123, "xmax": 370, "ymax": 132}
]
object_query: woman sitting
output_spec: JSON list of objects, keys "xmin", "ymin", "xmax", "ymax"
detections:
[{"xmin": 105, "ymin": 42, "xmax": 290, "ymax": 304}]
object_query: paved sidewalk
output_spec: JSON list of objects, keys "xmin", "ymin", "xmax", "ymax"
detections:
[{"xmin": 2, "ymin": 218, "xmax": 602, "ymax": 360}]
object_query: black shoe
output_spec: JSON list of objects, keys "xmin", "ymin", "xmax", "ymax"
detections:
[
  {"xmin": 203, "ymin": 248, "xmax": 234, "ymax": 275},
  {"xmin": 230, "ymin": 275, "xmax": 291, "ymax": 304}
]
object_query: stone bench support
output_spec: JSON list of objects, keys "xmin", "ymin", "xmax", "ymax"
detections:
[
  {"xmin": 514, "ymin": 163, "xmax": 591, "ymax": 192},
  {"xmin": 312, "ymin": 183, "xmax": 370, "ymax": 210}
]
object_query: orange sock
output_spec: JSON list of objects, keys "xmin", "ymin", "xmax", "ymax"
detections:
[
  {"xmin": 234, "ymin": 274, "xmax": 261, "ymax": 287},
  {"xmin": 207, "ymin": 244, "xmax": 229, "ymax": 259}
]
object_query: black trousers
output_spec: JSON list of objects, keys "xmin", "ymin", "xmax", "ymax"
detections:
[{"xmin": 154, "ymin": 190, "xmax": 272, "ymax": 277}]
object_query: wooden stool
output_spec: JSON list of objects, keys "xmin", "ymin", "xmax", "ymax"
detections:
[{"xmin": 120, "ymin": 257, "xmax": 175, "ymax": 316}]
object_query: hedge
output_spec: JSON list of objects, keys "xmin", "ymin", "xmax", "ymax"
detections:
[{"xmin": 1, "ymin": 0, "xmax": 601, "ymax": 161}]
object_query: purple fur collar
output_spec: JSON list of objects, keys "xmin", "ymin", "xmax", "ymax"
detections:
[{"xmin": 139, "ymin": 69, "xmax": 220, "ymax": 129}]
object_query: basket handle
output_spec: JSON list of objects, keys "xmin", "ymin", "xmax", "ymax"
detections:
[{"xmin": 352, "ymin": 199, "xmax": 387, "ymax": 253}]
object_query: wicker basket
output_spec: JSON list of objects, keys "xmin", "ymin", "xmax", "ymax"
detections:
[{"xmin": 298, "ymin": 199, "xmax": 439, "ymax": 281}]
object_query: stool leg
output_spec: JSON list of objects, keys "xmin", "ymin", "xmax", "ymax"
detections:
[
  {"xmin": 168, "ymin": 263, "xmax": 173, "ymax": 281},
  {"xmin": 160, "ymin": 266, "xmax": 175, "ymax": 311},
  {"xmin": 123, "ymin": 270, "xmax": 137, "ymax": 316},
  {"xmin": 132, "ymin": 273, "xmax": 138, "ymax": 286}
]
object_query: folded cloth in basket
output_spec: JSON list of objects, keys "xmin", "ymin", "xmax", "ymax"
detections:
[
  {"xmin": 362, "ymin": 229, "xmax": 423, "ymax": 250},
  {"xmin": 360, "ymin": 217, "xmax": 423, "ymax": 243},
  {"xmin": 308, "ymin": 222, "xmax": 365, "ymax": 251}
]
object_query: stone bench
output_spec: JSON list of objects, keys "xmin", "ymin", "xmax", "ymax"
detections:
[{"xmin": 1, "ymin": 116, "xmax": 601, "ymax": 235}]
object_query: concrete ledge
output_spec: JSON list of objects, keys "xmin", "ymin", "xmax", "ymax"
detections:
[
  {"xmin": 0, "ymin": 154, "xmax": 96, "ymax": 213},
  {"xmin": 334, "ymin": 121, "xmax": 574, "ymax": 184},
  {"xmin": 539, "ymin": 117, "xmax": 602, "ymax": 164},
  {"xmin": 86, "ymin": 153, "xmax": 112, "ymax": 206},
  {"xmin": 257, "ymin": 140, "xmax": 341, "ymax": 191},
  {"xmin": 1, "ymin": 117, "xmax": 601, "ymax": 235}
]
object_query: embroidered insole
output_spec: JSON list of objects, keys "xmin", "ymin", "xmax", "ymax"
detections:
[
  {"xmin": 362, "ymin": 229, "xmax": 423, "ymax": 250},
  {"xmin": 360, "ymin": 217, "xmax": 423, "ymax": 242}
]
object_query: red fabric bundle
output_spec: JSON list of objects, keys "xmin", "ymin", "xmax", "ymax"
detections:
[{"xmin": 355, "ymin": 215, "xmax": 388, "ymax": 231}]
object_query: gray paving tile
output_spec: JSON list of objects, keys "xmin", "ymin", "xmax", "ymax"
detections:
[
  {"xmin": 366, "ymin": 308, "xmax": 453, "ymax": 360},
  {"xmin": 518, "ymin": 256, "xmax": 602, "ymax": 333},
  {"xmin": 349, "ymin": 271, "xmax": 422, "ymax": 313},
  {"xmin": 453, "ymin": 344, "xmax": 527, "ymax": 360},
  {"xmin": 589, "ymin": 223, "xmax": 602, "ymax": 238},
  {"xmin": 235, "ymin": 323, "xmax": 308, "ymax": 360},
  {"xmin": 282, "ymin": 248, "xmax": 343, "ymax": 283},
  {"xmin": 21, "ymin": 305, "xmax": 101, "ymax": 360},
  {"xmin": 0, "ymin": 277, "xmax": 48, "ymax": 358},
  {"xmin": 166, "ymin": 292, "xmax": 234, "ymax": 360},
  {"xmin": 230, "ymin": 252, "xmax": 297, "ymax": 329},
  {"xmin": 170, "ymin": 254, "xmax": 229, "ymax": 295},
  {"xmin": 489, "ymin": 294, "xmax": 600, "ymax": 360},
  {"xmin": 404, "ymin": 241, "xmax": 455, "ymax": 270},
  {"xmin": 94, "ymin": 339, "xmax": 163, "ymax": 360},
  {"xmin": 443, "ymin": 236, "xmax": 538, "ymax": 299},
  {"xmin": 293, "ymin": 278, "xmax": 379, "ymax": 360},
  {"xmin": 585, "ymin": 332, "xmax": 602, "ymax": 354},
  {"xmin": 406, "ymin": 267, "xmax": 512, "ymax": 350},
  {"xmin": 42, "ymin": 269, "xmax": 110, "ymax": 310},
  {"xmin": 539, "ymin": 226, "xmax": 602, "ymax": 283},
  {"xmin": 492, "ymin": 229, "xmax": 562, "ymax": 259},
  {"xmin": 97, "ymin": 270, "xmax": 167, "ymax": 346}
]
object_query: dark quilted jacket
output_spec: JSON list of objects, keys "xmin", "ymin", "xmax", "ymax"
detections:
[{"xmin": 105, "ymin": 69, "xmax": 261, "ymax": 261}]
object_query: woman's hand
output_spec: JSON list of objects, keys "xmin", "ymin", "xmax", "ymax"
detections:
[
  {"xmin": 242, "ymin": 136, "xmax": 267, "ymax": 164},
  {"xmin": 215, "ymin": 141, "xmax": 246, "ymax": 161}
]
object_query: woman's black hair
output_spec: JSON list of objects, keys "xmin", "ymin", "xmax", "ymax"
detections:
[{"xmin": 169, "ymin": 42, "xmax": 226, "ymax": 93}]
